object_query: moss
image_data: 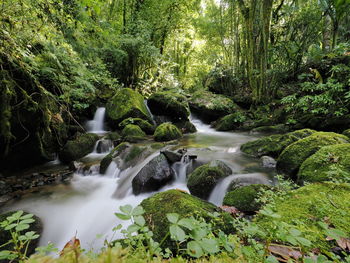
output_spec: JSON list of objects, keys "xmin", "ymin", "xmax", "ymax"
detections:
[
  {"xmin": 58, "ymin": 133, "xmax": 99, "ymax": 163},
  {"xmin": 104, "ymin": 132, "xmax": 121, "ymax": 141},
  {"xmin": 106, "ymin": 88, "xmax": 151, "ymax": 125},
  {"xmin": 240, "ymin": 129, "xmax": 316, "ymax": 158},
  {"xmin": 174, "ymin": 121, "xmax": 197, "ymax": 134},
  {"xmin": 0, "ymin": 211, "xmax": 42, "ymax": 259},
  {"xmin": 141, "ymin": 189, "xmax": 234, "ymax": 248},
  {"xmin": 100, "ymin": 142, "xmax": 130, "ymax": 174},
  {"xmin": 187, "ymin": 164, "xmax": 226, "ymax": 199},
  {"xmin": 342, "ymin": 128, "xmax": 350, "ymax": 139},
  {"xmin": 154, "ymin": 123, "xmax": 182, "ymax": 142},
  {"xmin": 121, "ymin": 124, "xmax": 146, "ymax": 138},
  {"xmin": 189, "ymin": 90, "xmax": 238, "ymax": 121},
  {"xmin": 223, "ymin": 184, "xmax": 271, "ymax": 212},
  {"xmin": 298, "ymin": 144, "xmax": 350, "ymax": 183},
  {"xmin": 125, "ymin": 146, "xmax": 146, "ymax": 163},
  {"xmin": 148, "ymin": 92, "xmax": 190, "ymax": 120},
  {"xmin": 276, "ymin": 132, "xmax": 349, "ymax": 179},
  {"xmin": 214, "ymin": 112, "xmax": 246, "ymax": 131},
  {"xmin": 119, "ymin": 118, "xmax": 155, "ymax": 135},
  {"xmin": 255, "ymin": 183, "xmax": 350, "ymax": 250},
  {"xmin": 250, "ymin": 124, "xmax": 289, "ymax": 134}
]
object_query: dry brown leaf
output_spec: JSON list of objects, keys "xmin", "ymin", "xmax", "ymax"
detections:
[
  {"xmin": 268, "ymin": 244, "xmax": 303, "ymax": 261},
  {"xmin": 219, "ymin": 206, "xmax": 241, "ymax": 216},
  {"xmin": 337, "ymin": 237, "xmax": 350, "ymax": 251},
  {"xmin": 60, "ymin": 236, "xmax": 81, "ymax": 257}
]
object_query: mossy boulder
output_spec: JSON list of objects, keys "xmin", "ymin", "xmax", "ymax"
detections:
[
  {"xmin": 298, "ymin": 144, "xmax": 350, "ymax": 183},
  {"xmin": 187, "ymin": 160, "xmax": 232, "ymax": 199},
  {"xmin": 58, "ymin": 133, "xmax": 99, "ymax": 163},
  {"xmin": 119, "ymin": 118, "xmax": 155, "ymax": 135},
  {"xmin": 174, "ymin": 121, "xmax": 197, "ymax": 134},
  {"xmin": 100, "ymin": 142, "xmax": 130, "ymax": 174},
  {"xmin": 255, "ymin": 183, "xmax": 350, "ymax": 250},
  {"xmin": 240, "ymin": 129, "xmax": 316, "ymax": 158},
  {"xmin": 154, "ymin": 123, "xmax": 182, "ymax": 142},
  {"xmin": 148, "ymin": 92, "xmax": 190, "ymax": 121},
  {"xmin": 132, "ymin": 153, "xmax": 175, "ymax": 195},
  {"xmin": 106, "ymin": 88, "xmax": 151, "ymax": 126},
  {"xmin": 276, "ymin": 132, "xmax": 349, "ymax": 179},
  {"xmin": 250, "ymin": 124, "xmax": 289, "ymax": 134},
  {"xmin": 223, "ymin": 184, "xmax": 271, "ymax": 213},
  {"xmin": 121, "ymin": 124, "xmax": 146, "ymax": 138},
  {"xmin": 213, "ymin": 112, "xmax": 247, "ymax": 131},
  {"xmin": 140, "ymin": 189, "xmax": 234, "ymax": 248},
  {"xmin": 189, "ymin": 91, "xmax": 238, "ymax": 121},
  {"xmin": 0, "ymin": 211, "xmax": 43, "ymax": 260}
]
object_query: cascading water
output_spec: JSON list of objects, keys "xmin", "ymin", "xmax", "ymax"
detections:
[
  {"xmin": 2, "ymin": 113, "xmax": 275, "ymax": 251},
  {"xmin": 86, "ymin": 107, "xmax": 107, "ymax": 133}
]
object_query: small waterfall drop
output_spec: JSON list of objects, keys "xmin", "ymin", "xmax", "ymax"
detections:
[
  {"xmin": 190, "ymin": 114, "xmax": 216, "ymax": 133},
  {"xmin": 86, "ymin": 107, "xmax": 107, "ymax": 133},
  {"xmin": 208, "ymin": 173, "xmax": 271, "ymax": 206}
]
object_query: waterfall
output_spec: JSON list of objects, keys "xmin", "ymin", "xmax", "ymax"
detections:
[
  {"xmin": 190, "ymin": 114, "xmax": 216, "ymax": 133},
  {"xmin": 86, "ymin": 107, "xmax": 107, "ymax": 133},
  {"xmin": 208, "ymin": 173, "xmax": 271, "ymax": 206}
]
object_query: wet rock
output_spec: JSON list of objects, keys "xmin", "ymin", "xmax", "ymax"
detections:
[
  {"xmin": 100, "ymin": 142, "xmax": 130, "ymax": 174},
  {"xmin": 189, "ymin": 90, "xmax": 238, "ymax": 121},
  {"xmin": 132, "ymin": 153, "xmax": 175, "ymax": 195},
  {"xmin": 59, "ymin": 133, "xmax": 99, "ymax": 163},
  {"xmin": 174, "ymin": 121, "xmax": 197, "ymax": 134},
  {"xmin": 161, "ymin": 150, "xmax": 183, "ymax": 164},
  {"xmin": 213, "ymin": 112, "xmax": 247, "ymax": 131},
  {"xmin": 140, "ymin": 189, "xmax": 234, "ymax": 249},
  {"xmin": 148, "ymin": 92, "xmax": 190, "ymax": 121},
  {"xmin": 106, "ymin": 88, "xmax": 152, "ymax": 127},
  {"xmin": 240, "ymin": 129, "xmax": 316, "ymax": 158},
  {"xmin": 119, "ymin": 118, "xmax": 155, "ymax": 135},
  {"xmin": 298, "ymin": 144, "xmax": 350, "ymax": 183},
  {"xmin": 277, "ymin": 132, "xmax": 349, "ymax": 179},
  {"xmin": 154, "ymin": 123, "xmax": 182, "ymax": 142},
  {"xmin": 223, "ymin": 184, "xmax": 272, "ymax": 213},
  {"xmin": 187, "ymin": 160, "xmax": 232, "ymax": 200},
  {"xmin": 250, "ymin": 124, "xmax": 289, "ymax": 134},
  {"xmin": 261, "ymin": 156, "xmax": 277, "ymax": 168},
  {"xmin": 96, "ymin": 139, "xmax": 113, "ymax": 153}
]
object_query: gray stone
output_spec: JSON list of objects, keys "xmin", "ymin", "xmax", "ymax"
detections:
[{"xmin": 260, "ymin": 156, "xmax": 277, "ymax": 168}]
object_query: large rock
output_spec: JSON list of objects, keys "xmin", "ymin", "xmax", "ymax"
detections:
[
  {"xmin": 255, "ymin": 183, "xmax": 350, "ymax": 250},
  {"xmin": 174, "ymin": 121, "xmax": 197, "ymax": 134},
  {"xmin": 276, "ymin": 132, "xmax": 349, "ymax": 179},
  {"xmin": 119, "ymin": 118, "xmax": 155, "ymax": 135},
  {"xmin": 59, "ymin": 133, "xmax": 99, "ymax": 163},
  {"xmin": 223, "ymin": 184, "xmax": 271, "ymax": 213},
  {"xmin": 121, "ymin": 124, "xmax": 146, "ymax": 138},
  {"xmin": 132, "ymin": 153, "xmax": 175, "ymax": 195},
  {"xmin": 140, "ymin": 189, "xmax": 234, "ymax": 248},
  {"xmin": 154, "ymin": 123, "xmax": 182, "ymax": 142},
  {"xmin": 106, "ymin": 88, "xmax": 151, "ymax": 126},
  {"xmin": 298, "ymin": 144, "xmax": 350, "ymax": 183},
  {"xmin": 189, "ymin": 90, "xmax": 238, "ymax": 121},
  {"xmin": 148, "ymin": 92, "xmax": 190, "ymax": 121},
  {"xmin": 240, "ymin": 129, "xmax": 316, "ymax": 158},
  {"xmin": 0, "ymin": 211, "xmax": 42, "ymax": 261},
  {"xmin": 100, "ymin": 142, "xmax": 130, "ymax": 174},
  {"xmin": 187, "ymin": 160, "xmax": 232, "ymax": 199},
  {"xmin": 213, "ymin": 112, "xmax": 247, "ymax": 131}
]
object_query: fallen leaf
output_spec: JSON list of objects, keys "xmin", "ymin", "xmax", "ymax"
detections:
[
  {"xmin": 60, "ymin": 236, "xmax": 81, "ymax": 257},
  {"xmin": 219, "ymin": 206, "xmax": 241, "ymax": 216},
  {"xmin": 268, "ymin": 244, "xmax": 303, "ymax": 261},
  {"xmin": 337, "ymin": 237, "xmax": 350, "ymax": 251}
]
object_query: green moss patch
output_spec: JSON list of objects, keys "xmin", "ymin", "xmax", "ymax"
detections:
[
  {"xmin": 223, "ymin": 184, "xmax": 271, "ymax": 212},
  {"xmin": 154, "ymin": 123, "xmax": 182, "ymax": 142},
  {"xmin": 240, "ymin": 129, "xmax": 316, "ymax": 158},
  {"xmin": 214, "ymin": 112, "xmax": 247, "ymax": 131},
  {"xmin": 255, "ymin": 183, "xmax": 350, "ymax": 250},
  {"xmin": 298, "ymin": 144, "xmax": 350, "ymax": 183},
  {"xmin": 276, "ymin": 132, "xmax": 349, "ymax": 179},
  {"xmin": 119, "ymin": 118, "xmax": 155, "ymax": 135}
]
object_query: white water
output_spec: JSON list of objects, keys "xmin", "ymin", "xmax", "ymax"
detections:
[
  {"xmin": 208, "ymin": 173, "xmax": 271, "ymax": 206},
  {"xmin": 190, "ymin": 114, "xmax": 216, "ymax": 133},
  {"xmin": 3, "ymin": 115, "xmax": 275, "ymax": 252},
  {"xmin": 86, "ymin": 107, "xmax": 107, "ymax": 133}
]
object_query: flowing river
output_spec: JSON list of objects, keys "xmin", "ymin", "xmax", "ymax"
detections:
[{"xmin": 1, "ymin": 109, "xmax": 275, "ymax": 251}]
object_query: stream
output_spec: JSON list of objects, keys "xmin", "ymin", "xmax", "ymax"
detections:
[{"xmin": 1, "ymin": 108, "xmax": 275, "ymax": 251}]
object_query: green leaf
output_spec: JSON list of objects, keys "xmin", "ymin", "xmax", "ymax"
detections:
[
  {"xmin": 134, "ymin": 216, "xmax": 145, "ymax": 226},
  {"xmin": 132, "ymin": 206, "xmax": 145, "ymax": 216},
  {"xmin": 166, "ymin": 213, "xmax": 179, "ymax": 224},
  {"xmin": 120, "ymin": 205, "xmax": 133, "ymax": 215},
  {"xmin": 187, "ymin": 241, "xmax": 204, "ymax": 258},
  {"xmin": 20, "ymin": 219, "xmax": 35, "ymax": 224},
  {"xmin": 169, "ymin": 225, "xmax": 186, "ymax": 241},
  {"xmin": 20, "ymin": 214, "xmax": 34, "ymax": 220},
  {"xmin": 199, "ymin": 238, "xmax": 219, "ymax": 254},
  {"xmin": 289, "ymin": 228, "xmax": 301, "ymax": 237},
  {"xmin": 16, "ymin": 223, "xmax": 30, "ymax": 232},
  {"xmin": 127, "ymin": 224, "xmax": 140, "ymax": 234},
  {"xmin": 190, "ymin": 228, "xmax": 207, "ymax": 241},
  {"xmin": 4, "ymin": 223, "xmax": 17, "ymax": 230},
  {"xmin": 265, "ymin": 255, "xmax": 279, "ymax": 263},
  {"xmin": 178, "ymin": 218, "xmax": 195, "ymax": 230},
  {"xmin": 114, "ymin": 213, "xmax": 131, "ymax": 221},
  {"xmin": 296, "ymin": 237, "xmax": 312, "ymax": 247},
  {"xmin": 112, "ymin": 224, "xmax": 123, "ymax": 231}
]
